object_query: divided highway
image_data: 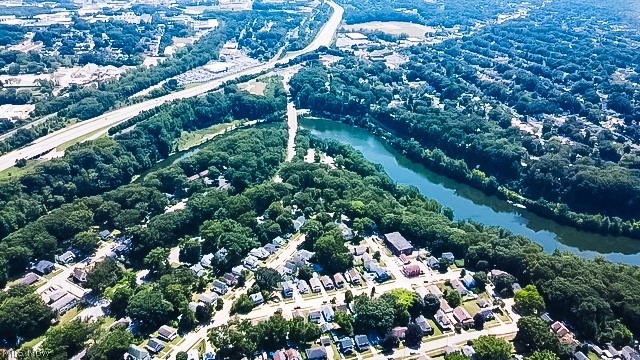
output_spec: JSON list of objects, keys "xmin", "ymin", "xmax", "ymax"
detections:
[{"xmin": 0, "ymin": 0, "xmax": 344, "ymax": 173}]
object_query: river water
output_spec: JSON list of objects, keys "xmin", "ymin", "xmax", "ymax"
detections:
[{"xmin": 299, "ymin": 117, "xmax": 640, "ymax": 265}]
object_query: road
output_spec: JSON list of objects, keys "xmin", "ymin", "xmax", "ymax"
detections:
[
  {"xmin": 168, "ymin": 234, "xmax": 307, "ymax": 358},
  {"xmin": 0, "ymin": 0, "xmax": 344, "ymax": 173}
]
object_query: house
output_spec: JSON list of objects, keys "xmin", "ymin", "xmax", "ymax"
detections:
[
  {"xmin": 297, "ymin": 280, "xmax": 310, "ymax": 294},
  {"xmin": 478, "ymin": 309, "xmax": 495, "ymax": 321},
  {"xmin": 337, "ymin": 337, "xmax": 354, "ymax": 353},
  {"xmin": 450, "ymin": 279, "xmax": 468, "ymax": 295},
  {"xmin": 263, "ymin": 243, "xmax": 278, "ymax": 255},
  {"xmin": 427, "ymin": 256, "xmax": 440, "ymax": 269},
  {"xmin": 231, "ymin": 265, "xmax": 245, "ymax": 277},
  {"xmin": 50, "ymin": 294, "xmax": 77, "ymax": 314},
  {"xmin": 20, "ymin": 272, "xmax": 40, "ymax": 286},
  {"xmin": 352, "ymin": 245, "xmax": 367, "ymax": 256},
  {"xmin": 71, "ymin": 266, "xmax": 88, "ymax": 283},
  {"xmin": 282, "ymin": 262, "xmax": 297, "ymax": 275},
  {"xmin": 200, "ymin": 253, "xmax": 214, "ymax": 268},
  {"xmin": 188, "ymin": 301, "xmax": 200, "ymax": 313},
  {"xmin": 56, "ymin": 251, "xmax": 75, "ymax": 264},
  {"xmin": 391, "ymin": 326, "xmax": 407, "ymax": 339},
  {"xmin": 346, "ymin": 269, "xmax": 361, "ymax": 285},
  {"xmin": 212, "ymin": 280, "xmax": 228, "ymax": 294},
  {"xmin": 223, "ymin": 273, "xmax": 238, "ymax": 286},
  {"xmin": 33, "ymin": 260, "xmax": 55, "ymax": 275},
  {"xmin": 319, "ymin": 336, "xmax": 331, "ymax": 346},
  {"xmin": 145, "ymin": 338, "xmax": 165, "ymax": 354},
  {"xmin": 321, "ymin": 322, "xmax": 333, "ymax": 332},
  {"xmin": 461, "ymin": 274, "xmax": 476, "ymax": 288},
  {"xmin": 99, "ymin": 230, "xmax": 112, "ymax": 240},
  {"xmin": 293, "ymin": 215, "xmax": 306, "ymax": 232},
  {"xmin": 292, "ymin": 250, "xmax": 314, "ymax": 266},
  {"xmin": 462, "ymin": 346, "xmax": 476, "ymax": 358},
  {"xmin": 427, "ymin": 284, "xmax": 444, "ymax": 297},
  {"xmin": 592, "ymin": 345, "xmax": 604, "ymax": 358},
  {"xmin": 441, "ymin": 252, "xmax": 455, "ymax": 263},
  {"xmin": 272, "ymin": 236, "xmax": 286, "ymax": 246},
  {"xmin": 621, "ymin": 346, "xmax": 640, "ymax": 360},
  {"xmin": 333, "ymin": 273, "xmax": 346, "ymax": 288},
  {"xmin": 338, "ymin": 223, "xmax": 354, "ymax": 240},
  {"xmin": 127, "ymin": 345, "xmax": 151, "ymax": 360},
  {"xmin": 158, "ymin": 325, "xmax": 178, "ymax": 341},
  {"xmin": 551, "ymin": 321, "xmax": 571, "ymax": 337},
  {"xmin": 540, "ymin": 312, "xmax": 553, "ymax": 324},
  {"xmin": 273, "ymin": 349, "xmax": 302, "ymax": 360},
  {"xmin": 320, "ymin": 275, "xmax": 334, "ymax": 290},
  {"xmin": 249, "ymin": 247, "xmax": 270, "ymax": 259},
  {"xmin": 373, "ymin": 266, "xmax": 391, "ymax": 282},
  {"xmin": 354, "ymin": 334, "xmax": 370, "ymax": 351},
  {"xmin": 399, "ymin": 254, "xmax": 410, "ymax": 265},
  {"xmin": 282, "ymin": 280, "xmax": 295, "ymax": 298},
  {"xmin": 250, "ymin": 292, "xmax": 264, "ymax": 305},
  {"xmin": 440, "ymin": 298, "xmax": 453, "ymax": 313},
  {"xmin": 190, "ymin": 263, "xmax": 206, "ymax": 277},
  {"xmin": 608, "ymin": 345, "xmax": 620, "ymax": 358},
  {"xmin": 362, "ymin": 252, "xmax": 373, "ymax": 263},
  {"xmin": 198, "ymin": 293, "xmax": 218, "ymax": 305},
  {"xmin": 453, "ymin": 306, "xmax": 473, "ymax": 327},
  {"xmin": 244, "ymin": 255, "xmax": 261, "ymax": 270},
  {"xmin": 114, "ymin": 244, "xmax": 130, "ymax": 256},
  {"xmin": 403, "ymin": 264, "xmax": 421, "ymax": 277},
  {"xmin": 309, "ymin": 310, "xmax": 322, "ymax": 323},
  {"xmin": 322, "ymin": 306, "xmax": 335, "ymax": 322},
  {"xmin": 384, "ymin": 232, "xmax": 414, "ymax": 255},
  {"xmin": 574, "ymin": 352, "xmax": 589, "ymax": 360},
  {"xmin": 489, "ymin": 269, "xmax": 508, "ymax": 278},
  {"xmin": 309, "ymin": 278, "xmax": 322, "ymax": 293},
  {"xmin": 305, "ymin": 347, "xmax": 327, "ymax": 360},
  {"xmin": 435, "ymin": 309, "xmax": 452, "ymax": 330},
  {"xmin": 476, "ymin": 299, "xmax": 490, "ymax": 308},
  {"xmin": 415, "ymin": 315, "xmax": 434, "ymax": 335}
]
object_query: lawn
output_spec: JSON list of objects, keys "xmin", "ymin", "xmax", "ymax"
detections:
[
  {"xmin": 58, "ymin": 307, "xmax": 80, "ymax": 325},
  {"xmin": 462, "ymin": 299, "xmax": 481, "ymax": 315},
  {"xmin": 0, "ymin": 159, "xmax": 41, "ymax": 181},
  {"xmin": 177, "ymin": 121, "xmax": 239, "ymax": 151}
]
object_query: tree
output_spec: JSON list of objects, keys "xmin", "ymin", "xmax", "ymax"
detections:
[
  {"xmin": 297, "ymin": 265, "xmax": 313, "ymax": 281},
  {"xmin": 109, "ymin": 285, "xmax": 133, "ymax": 318},
  {"xmin": 126, "ymin": 287, "xmax": 173, "ymax": 331},
  {"xmin": 493, "ymin": 273, "xmax": 516, "ymax": 297},
  {"xmin": 86, "ymin": 258, "xmax": 124, "ymax": 294},
  {"xmin": 445, "ymin": 353, "xmax": 470, "ymax": 360},
  {"xmin": 0, "ymin": 285, "xmax": 54, "ymax": 345},
  {"xmin": 344, "ymin": 289, "xmax": 354, "ymax": 305},
  {"xmin": 381, "ymin": 333, "xmax": 398, "ymax": 350},
  {"xmin": 230, "ymin": 294, "xmax": 254, "ymax": 314},
  {"xmin": 514, "ymin": 285, "xmax": 545, "ymax": 316},
  {"xmin": 87, "ymin": 328, "xmax": 134, "ymax": 360},
  {"xmin": 404, "ymin": 323, "xmax": 424, "ymax": 345},
  {"xmin": 71, "ymin": 231, "xmax": 99, "ymax": 255},
  {"xmin": 288, "ymin": 317, "xmax": 322, "ymax": 344},
  {"xmin": 40, "ymin": 319, "xmax": 99, "ymax": 359},
  {"xmin": 474, "ymin": 312, "xmax": 486, "ymax": 329},
  {"xmin": 423, "ymin": 294, "xmax": 440, "ymax": 317},
  {"xmin": 473, "ymin": 271, "xmax": 488, "ymax": 291},
  {"xmin": 176, "ymin": 352, "xmax": 188, "ymax": 360},
  {"xmin": 254, "ymin": 268, "xmax": 282, "ymax": 291},
  {"xmin": 444, "ymin": 289, "xmax": 462, "ymax": 308},
  {"xmin": 312, "ymin": 234, "xmax": 352, "ymax": 273},
  {"xmin": 335, "ymin": 310, "xmax": 354, "ymax": 335},
  {"xmin": 515, "ymin": 316, "xmax": 562, "ymax": 354},
  {"xmin": 179, "ymin": 237, "xmax": 202, "ymax": 265},
  {"xmin": 527, "ymin": 350, "xmax": 560, "ymax": 360},
  {"xmin": 144, "ymin": 247, "xmax": 170, "ymax": 275},
  {"xmin": 473, "ymin": 335, "xmax": 512, "ymax": 360}
]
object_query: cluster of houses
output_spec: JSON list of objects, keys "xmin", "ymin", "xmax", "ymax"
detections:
[
  {"xmin": 126, "ymin": 325, "xmax": 178, "ymax": 360},
  {"xmin": 186, "ymin": 170, "xmax": 231, "ymax": 190}
]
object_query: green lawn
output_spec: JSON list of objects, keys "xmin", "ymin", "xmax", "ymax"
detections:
[
  {"xmin": 462, "ymin": 299, "xmax": 481, "ymax": 315},
  {"xmin": 177, "ymin": 121, "xmax": 239, "ymax": 151}
]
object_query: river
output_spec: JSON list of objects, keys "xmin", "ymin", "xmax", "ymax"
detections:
[{"xmin": 299, "ymin": 117, "xmax": 640, "ymax": 265}]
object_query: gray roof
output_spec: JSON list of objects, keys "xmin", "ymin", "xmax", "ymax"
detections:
[
  {"xmin": 146, "ymin": 338, "xmax": 165, "ymax": 353},
  {"xmin": 20, "ymin": 272, "xmax": 40, "ymax": 285},
  {"xmin": 250, "ymin": 293, "xmax": 264, "ymax": 303},
  {"xmin": 128, "ymin": 345, "xmax": 150, "ymax": 360},
  {"xmin": 33, "ymin": 260, "xmax": 55, "ymax": 273},
  {"xmin": 50, "ymin": 294, "xmax": 77, "ymax": 312},
  {"xmin": 354, "ymin": 334, "xmax": 369, "ymax": 346},
  {"xmin": 306, "ymin": 347, "xmax": 327, "ymax": 359},
  {"xmin": 158, "ymin": 325, "xmax": 177, "ymax": 339},
  {"xmin": 574, "ymin": 352, "xmax": 589, "ymax": 360},
  {"xmin": 384, "ymin": 232, "xmax": 413, "ymax": 251}
]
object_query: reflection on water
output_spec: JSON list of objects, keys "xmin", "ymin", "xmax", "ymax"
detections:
[{"xmin": 300, "ymin": 117, "xmax": 640, "ymax": 265}]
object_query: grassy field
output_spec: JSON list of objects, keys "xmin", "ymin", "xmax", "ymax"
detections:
[{"xmin": 177, "ymin": 121, "xmax": 239, "ymax": 151}]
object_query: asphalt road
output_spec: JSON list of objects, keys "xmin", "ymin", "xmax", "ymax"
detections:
[{"xmin": 0, "ymin": 0, "xmax": 344, "ymax": 173}]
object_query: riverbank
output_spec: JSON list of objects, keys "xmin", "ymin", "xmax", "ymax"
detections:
[{"xmin": 299, "ymin": 116, "xmax": 640, "ymax": 265}]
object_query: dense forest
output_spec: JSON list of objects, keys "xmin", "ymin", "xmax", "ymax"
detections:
[
  {"xmin": 288, "ymin": 0, "xmax": 640, "ymax": 236},
  {"xmin": 0, "ymin": 81, "xmax": 286, "ymax": 285}
]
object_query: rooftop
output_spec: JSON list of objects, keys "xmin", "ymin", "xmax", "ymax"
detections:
[{"xmin": 384, "ymin": 232, "xmax": 413, "ymax": 251}]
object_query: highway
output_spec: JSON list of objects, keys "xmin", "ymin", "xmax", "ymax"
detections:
[{"xmin": 0, "ymin": 0, "xmax": 344, "ymax": 173}]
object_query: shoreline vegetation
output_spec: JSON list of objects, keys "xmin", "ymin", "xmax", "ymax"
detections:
[{"xmin": 305, "ymin": 113, "xmax": 640, "ymax": 240}]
